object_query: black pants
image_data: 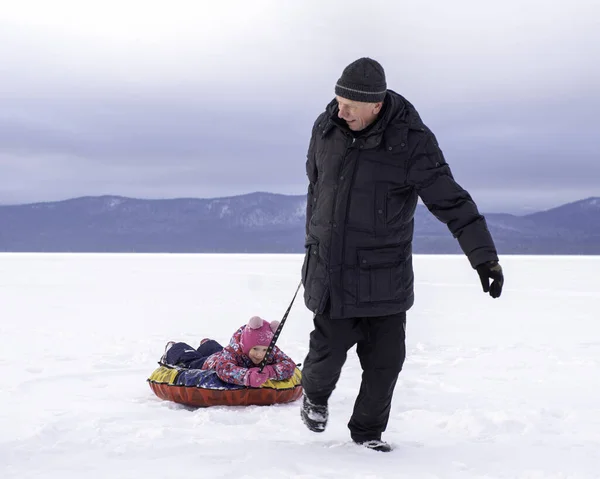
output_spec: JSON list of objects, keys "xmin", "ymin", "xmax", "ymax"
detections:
[
  {"xmin": 164, "ymin": 340, "xmax": 223, "ymax": 369},
  {"xmin": 301, "ymin": 310, "xmax": 407, "ymax": 442}
]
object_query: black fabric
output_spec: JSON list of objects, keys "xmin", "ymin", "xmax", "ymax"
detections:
[
  {"xmin": 165, "ymin": 340, "xmax": 223, "ymax": 369},
  {"xmin": 335, "ymin": 57, "xmax": 387, "ymax": 103},
  {"xmin": 301, "ymin": 310, "xmax": 406, "ymax": 442},
  {"xmin": 302, "ymin": 89, "xmax": 498, "ymax": 319}
]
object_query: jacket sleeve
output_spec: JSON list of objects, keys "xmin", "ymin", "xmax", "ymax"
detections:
[
  {"xmin": 305, "ymin": 122, "xmax": 319, "ymax": 237},
  {"xmin": 211, "ymin": 348, "xmax": 250, "ymax": 386},
  {"xmin": 267, "ymin": 345, "xmax": 296, "ymax": 380},
  {"xmin": 407, "ymin": 132, "xmax": 499, "ymax": 268}
]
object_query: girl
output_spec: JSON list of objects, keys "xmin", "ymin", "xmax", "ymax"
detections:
[{"xmin": 162, "ymin": 316, "xmax": 296, "ymax": 388}]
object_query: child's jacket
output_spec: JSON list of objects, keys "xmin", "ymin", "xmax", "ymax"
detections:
[{"xmin": 202, "ymin": 325, "xmax": 296, "ymax": 386}]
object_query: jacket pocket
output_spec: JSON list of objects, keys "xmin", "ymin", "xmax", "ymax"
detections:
[
  {"xmin": 386, "ymin": 186, "xmax": 415, "ymax": 227},
  {"xmin": 301, "ymin": 236, "xmax": 319, "ymax": 286},
  {"xmin": 357, "ymin": 245, "xmax": 405, "ymax": 303}
]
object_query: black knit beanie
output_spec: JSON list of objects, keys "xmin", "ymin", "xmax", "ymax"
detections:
[{"xmin": 335, "ymin": 57, "xmax": 387, "ymax": 103}]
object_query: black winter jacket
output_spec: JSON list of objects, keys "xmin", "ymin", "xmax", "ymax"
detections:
[{"xmin": 301, "ymin": 90, "xmax": 498, "ymax": 319}]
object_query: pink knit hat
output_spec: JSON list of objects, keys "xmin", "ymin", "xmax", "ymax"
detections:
[{"xmin": 240, "ymin": 316, "xmax": 280, "ymax": 355}]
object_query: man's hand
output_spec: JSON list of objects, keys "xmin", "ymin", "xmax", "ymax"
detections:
[{"xmin": 476, "ymin": 260, "xmax": 504, "ymax": 298}]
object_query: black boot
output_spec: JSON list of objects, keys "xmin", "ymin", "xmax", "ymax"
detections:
[
  {"xmin": 354, "ymin": 439, "xmax": 393, "ymax": 453},
  {"xmin": 300, "ymin": 395, "xmax": 328, "ymax": 433}
]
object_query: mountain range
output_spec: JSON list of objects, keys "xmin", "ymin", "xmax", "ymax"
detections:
[{"xmin": 0, "ymin": 193, "xmax": 598, "ymax": 254}]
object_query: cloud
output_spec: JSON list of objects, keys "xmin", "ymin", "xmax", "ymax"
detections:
[{"xmin": 0, "ymin": 0, "xmax": 598, "ymax": 212}]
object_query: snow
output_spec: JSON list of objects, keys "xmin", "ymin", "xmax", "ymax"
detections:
[
  {"xmin": 294, "ymin": 200, "xmax": 308, "ymax": 219},
  {"xmin": 1, "ymin": 253, "xmax": 600, "ymax": 478},
  {"xmin": 106, "ymin": 198, "xmax": 124, "ymax": 209},
  {"xmin": 219, "ymin": 204, "xmax": 231, "ymax": 218},
  {"xmin": 582, "ymin": 198, "xmax": 600, "ymax": 209}
]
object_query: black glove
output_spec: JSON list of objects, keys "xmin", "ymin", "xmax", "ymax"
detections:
[{"xmin": 476, "ymin": 260, "xmax": 503, "ymax": 298}]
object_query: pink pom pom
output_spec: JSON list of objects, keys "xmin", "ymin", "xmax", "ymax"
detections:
[
  {"xmin": 248, "ymin": 316, "xmax": 263, "ymax": 329},
  {"xmin": 269, "ymin": 320, "xmax": 280, "ymax": 332}
]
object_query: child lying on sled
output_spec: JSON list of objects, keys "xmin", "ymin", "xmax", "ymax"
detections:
[{"xmin": 162, "ymin": 316, "xmax": 296, "ymax": 388}]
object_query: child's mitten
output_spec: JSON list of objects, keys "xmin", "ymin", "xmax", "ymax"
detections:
[
  {"xmin": 245, "ymin": 368, "xmax": 269, "ymax": 387},
  {"xmin": 262, "ymin": 365, "xmax": 277, "ymax": 380}
]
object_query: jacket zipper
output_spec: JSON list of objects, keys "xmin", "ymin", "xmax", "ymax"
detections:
[{"xmin": 324, "ymin": 135, "xmax": 356, "ymax": 316}]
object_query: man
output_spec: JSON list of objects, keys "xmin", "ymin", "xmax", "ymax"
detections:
[{"xmin": 299, "ymin": 57, "xmax": 503, "ymax": 452}]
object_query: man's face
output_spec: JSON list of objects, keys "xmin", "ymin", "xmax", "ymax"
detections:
[{"xmin": 336, "ymin": 96, "xmax": 383, "ymax": 131}]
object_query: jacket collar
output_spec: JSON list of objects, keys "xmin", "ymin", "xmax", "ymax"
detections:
[{"xmin": 319, "ymin": 90, "xmax": 423, "ymax": 149}]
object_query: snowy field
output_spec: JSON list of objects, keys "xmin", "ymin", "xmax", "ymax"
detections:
[{"xmin": 1, "ymin": 253, "xmax": 599, "ymax": 479}]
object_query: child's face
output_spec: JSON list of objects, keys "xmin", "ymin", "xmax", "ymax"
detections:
[{"xmin": 248, "ymin": 346, "xmax": 268, "ymax": 365}]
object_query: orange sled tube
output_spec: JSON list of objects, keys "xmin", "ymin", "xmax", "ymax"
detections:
[
  {"xmin": 149, "ymin": 381, "xmax": 303, "ymax": 407},
  {"xmin": 147, "ymin": 365, "xmax": 303, "ymax": 408}
]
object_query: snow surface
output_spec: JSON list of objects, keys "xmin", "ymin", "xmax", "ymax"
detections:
[{"xmin": 1, "ymin": 253, "xmax": 600, "ymax": 479}]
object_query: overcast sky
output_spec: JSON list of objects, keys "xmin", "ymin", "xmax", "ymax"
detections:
[{"xmin": 1, "ymin": 0, "xmax": 598, "ymax": 213}]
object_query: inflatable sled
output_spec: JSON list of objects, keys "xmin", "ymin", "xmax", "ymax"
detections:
[{"xmin": 147, "ymin": 364, "xmax": 303, "ymax": 408}]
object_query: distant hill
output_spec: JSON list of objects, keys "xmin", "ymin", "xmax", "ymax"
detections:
[{"xmin": 0, "ymin": 194, "xmax": 598, "ymax": 254}]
